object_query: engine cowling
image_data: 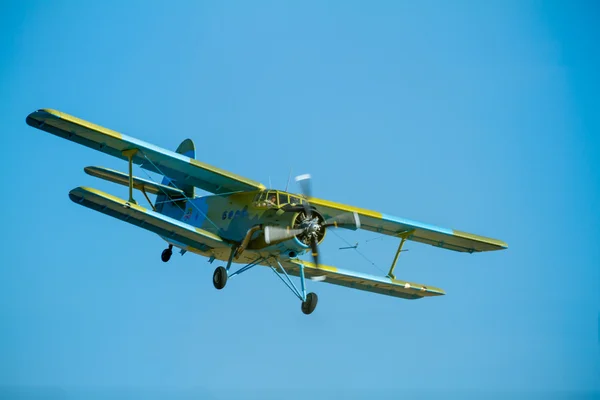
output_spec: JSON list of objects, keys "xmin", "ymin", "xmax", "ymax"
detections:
[
  {"xmin": 246, "ymin": 210, "xmax": 327, "ymax": 256},
  {"xmin": 291, "ymin": 209, "xmax": 326, "ymax": 246}
]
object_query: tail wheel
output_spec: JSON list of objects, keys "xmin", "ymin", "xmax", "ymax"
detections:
[
  {"xmin": 213, "ymin": 266, "xmax": 228, "ymax": 290},
  {"xmin": 301, "ymin": 292, "xmax": 318, "ymax": 315}
]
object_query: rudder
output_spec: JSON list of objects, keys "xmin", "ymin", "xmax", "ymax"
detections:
[{"xmin": 156, "ymin": 139, "xmax": 196, "ymax": 215}]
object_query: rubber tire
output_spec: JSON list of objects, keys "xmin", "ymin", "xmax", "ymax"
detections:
[
  {"xmin": 213, "ymin": 266, "xmax": 228, "ymax": 290},
  {"xmin": 161, "ymin": 249, "xmax": 172, "ymax": 263},
  {"xmin": 301, "ymin": 292, "xmax": 318, "ymax": 315}
]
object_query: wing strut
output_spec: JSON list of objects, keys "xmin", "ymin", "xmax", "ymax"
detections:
[
  {"xmin": 387, "ymin": 230, "xmax": 414, "ymax": 279},
  {"xmin": 122, "ymin": 149, "xmax": 139, "ymax": 204}
]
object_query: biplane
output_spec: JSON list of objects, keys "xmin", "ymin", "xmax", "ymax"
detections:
[{"xmin": 26, "ymin": 109, "xmax": 507, "ymax": 315}]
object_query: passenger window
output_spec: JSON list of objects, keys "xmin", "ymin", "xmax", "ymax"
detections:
[
  {"xmin": 289, "ymin": 196, "xmax": 300, "ymax": 205},
  {"xmin": 278, "ymin": 193, "xmax": 289, "ymax": 205}
]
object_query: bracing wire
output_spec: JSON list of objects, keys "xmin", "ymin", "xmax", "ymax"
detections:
[
  {"xmin": 136, "ymin": 151, "xmax": 222, "ymax": 232},
  {"xmin": 329, "ymin": 229, "xmax": 389, "ymax": 276}
]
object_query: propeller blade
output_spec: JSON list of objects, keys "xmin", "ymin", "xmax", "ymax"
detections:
[
  {"xmin": 310, "ymin": 236, "xmax": 320, "ymax": 268},
  {"xmin": 324, "ymin": 211, "xmax": 361, "ymax": 230},
  {"xmin": 264, "ymin": 226, "xmax": 305, "ymax": 244},
  {"xmin": 295, "ymin": 174, "xmax": 312, "ymax": 198},
  {"xmin": 295, "ymin": 174, "xmax": 313, "ymax": 218}
]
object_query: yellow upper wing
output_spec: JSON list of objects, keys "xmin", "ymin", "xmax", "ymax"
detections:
[
  {"xmin": 309, "ymin": 197, "xmax": 507, "ymax": 253},
  {"xmin": 27, "ymin": 109, "xmax": 266, "ymax": 195}
]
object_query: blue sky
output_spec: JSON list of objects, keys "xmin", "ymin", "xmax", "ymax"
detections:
[{"xmin": 1, "ymin": 1, "xmax": 599, "ymax": 398}]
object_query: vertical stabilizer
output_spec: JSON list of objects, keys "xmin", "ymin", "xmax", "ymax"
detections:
[{"xmin": 155, "ymin": 138, "xmax": 196, "ymax": 215}]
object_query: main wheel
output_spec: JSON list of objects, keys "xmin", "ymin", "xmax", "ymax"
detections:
[
  {"xmin": 213, "ymin": 266, "xmax": 228, "ymax": 290},
  {"xmin": 161, "ymin": 248, "xmax": 172, "ymax": 262},
  {"xmin": 301, "ymin": 292, "xmax": 318, "ymax": 315}
]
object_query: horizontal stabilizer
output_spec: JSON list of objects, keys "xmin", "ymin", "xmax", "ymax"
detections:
[
  {"xmin": 68, "ymin": 186, "xmax": 227, "ymax": 252},
  {"xmin": 84, "ymin": 166, "xmax": 186, "ymax": 199},
  {"xmin": 279, "ymin": 259, "xmax": 445, "ymax": 300}
]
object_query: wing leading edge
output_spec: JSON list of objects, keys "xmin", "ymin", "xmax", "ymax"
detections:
[{"xmin": 27, "ymin": 109, "xmax": 266, "ymax": 195}]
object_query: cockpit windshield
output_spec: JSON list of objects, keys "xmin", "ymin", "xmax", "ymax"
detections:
[{"xmin": 253, "ymin": 190, "xmax": 306, "ymax": 208}]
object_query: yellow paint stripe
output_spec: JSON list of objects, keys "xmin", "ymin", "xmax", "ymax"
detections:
[
  {"xmin": 295, "ymin": 260, "xmax": 339, "ymax": 273},
  {"xmin": 36, "ymin": 109, "xmax": 123, "ymax": 140},
  {"xmin": 194, "ymin": 227, "xmax": 223, "ymax": 242},
  {"xmin": 452, "ymin": 229, "xmax": 508, "ymax": 249},
  {"xmin": 78, "ymin": 186, "xmax": 147, "ymax": 212},
  {"xmin": 308, "ymin": 197, "xmax": 383, "ymax": 219}
]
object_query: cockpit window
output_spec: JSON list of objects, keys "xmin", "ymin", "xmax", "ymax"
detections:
[
  {"xmin": 278, "ymin": 193, "xmax": 289, "ymax": 206},
  {"xmin": 266, "ymin": 191, "xmax": 278, "ymax": 206},
  {"xmin": 253, "ymin": 191, "xmax": 270, "ymax": 208},
  {"xmin": 254, "ymin": 191, "xmax": 304, "ymax": 208}
]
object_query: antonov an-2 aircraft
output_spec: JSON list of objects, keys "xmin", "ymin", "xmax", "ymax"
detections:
[{"xmin": 27, "ymin": 109, "xmax": 508, "ymax": 315}]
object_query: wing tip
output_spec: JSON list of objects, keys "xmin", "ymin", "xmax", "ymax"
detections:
[
  {"xmin": 452, "ymin": 229, "xmax": 508, "ymax": 252},
  {"xmin": 26, "ymin": 108, "xmax": 61, "ymax": 124}
]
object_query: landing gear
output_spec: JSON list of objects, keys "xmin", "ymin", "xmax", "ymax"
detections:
[
  {"xmin": 268, "ymin": 260, "xmax": 319, "ymax": 315},
  {"xmin": 301, "ymin": 292, "xmax": 318, "ymax": 315},
  {"xmin": 213, "ymin": 266, "xmax": 228, "ymax": 290},
  {"xmin": 211, "ymin": 254, "xmax": 320, "ymax": 315},
  {"xmin": 161, "ymin": 244, "xmax": 173, "ymax": 262}
]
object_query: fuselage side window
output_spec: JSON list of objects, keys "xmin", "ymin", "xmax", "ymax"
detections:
[
  {"xmin": 289, "ymin": 195, "xmax": 300, "ymax": 205},
  {"xmin": 278, "ymin": 193, "xmax": 289, "ymax": 206}
]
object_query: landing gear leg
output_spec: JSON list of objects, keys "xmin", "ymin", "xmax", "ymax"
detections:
[
  {"xmin": 161, "ymin": 244, "xmax": 173, "ymax": 263},
  {"xmin": 212, "ymin": 245, "xmax": 242, "ymax": 290},
  {"xmin": 270, "ymin": 260, "xmax": 319, "ymax": 315},
  {"xmin": 299, "ymin": 263, "xmax": 318, "ymax": 315}
]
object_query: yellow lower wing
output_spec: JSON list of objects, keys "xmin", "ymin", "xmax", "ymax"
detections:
[
  {"xmin": 279, "ymin": 259, "xmax": 445, "ymax": 300},
  {"xmin": 69, "ymin": 186, "xmax": 227, "ymax": 252}
]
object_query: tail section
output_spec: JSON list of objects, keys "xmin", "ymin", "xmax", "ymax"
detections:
[{"xmin": 156, "ymin": 139, "xmax": 196, "ymax": 215}]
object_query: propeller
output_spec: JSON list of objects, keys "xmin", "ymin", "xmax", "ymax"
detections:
[
  {"xmin": 264, "ymin": 174, "xmax": 360, "ymax": 270},
  {"xmin": 323, "ymin": 212, "xmax": 361, "ymax": 230}
]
